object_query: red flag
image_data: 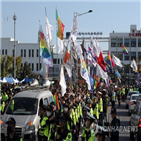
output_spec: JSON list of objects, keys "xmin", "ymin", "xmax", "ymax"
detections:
[{"xmin": 96, "ymin": 51, "xmax": 106, "ymax": 72}]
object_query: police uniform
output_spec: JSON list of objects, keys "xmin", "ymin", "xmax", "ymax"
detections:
[
  {"xmin": 110, "ymin": 108, "xmax": 119, "ymax": 141},
  {"xmin": 82, "ymin": 112, "xmax": 96, "ymax": 141}
]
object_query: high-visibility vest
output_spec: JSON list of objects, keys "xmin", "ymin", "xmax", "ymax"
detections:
[
  {"xmin": 82, "ymin": 127, "xmax": 95, "ymax": 141},
  {"xmin": 39, "ymin": 117, "xmax": 48, "ymax": 137},
  {"xmin": 2, "ymin": 92, "xmax": 8, "ymax": 102},
  {"xmin": 55, "ymin": 129, "xmax": 72, "ymax": 141},
  {"xmin": 0, "ymin": 102, "xmax": 5, "ymax": 112},
  {"xmin": 90, "ymin": 108, "xmax": 93, "ymax": 116},
  {"xmin": 129, "ymin": 88, "xmax": 133, "ymax": 91},
  {"xmin": 93, "ymin": 103, "xmax": 99, "ymax": 120},
  {"xmin": 112, "ymin": 93, "xmax": 115, "ymax": 101},
  {"xmin": 70, "ymin": 108, "xmax": 76, "ymax": 126}
]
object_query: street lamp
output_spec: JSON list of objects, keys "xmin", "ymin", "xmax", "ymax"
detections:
[{"xmin": 13, "ymin": 13, "xmax": 17, "ymax": 78}]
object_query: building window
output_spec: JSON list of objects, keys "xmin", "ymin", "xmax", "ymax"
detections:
[
  {"xmin": 21, "ymin": 50, "xmax": 23, "ymax": 57},
  {"xmin": 40, "ymin": 63, "xmax": 42, "ymax": 70},
  {"xmin": 13, "ymin": 50, "xmax": 14, "ymax": 57},
  {"xmin": 29, "ymin": 63, "xmax": 30, "ymax": 68},
  {"xmin": 21, "ymin": 63, "xmax": 23, "ymax": 68},
  {"xmin": 29, "ymin": 50, "xmax": 31, "ymax": 57},
  {"xmin": 53, "ymin": 59, "xmax": 57, "ymax": 64},
  {"xmin": 2, "ymin": 49, "xmax": 4, "ymax": 55},
  {"xmin": 37, "ymin": 49, "xmax": 39, "ymax": 57},
  {"xmin": 32, "ymin": 49, "xmax": 34, "ymax": 57},
  {"xmin": 124, "ymin": 54, "xmax": 129, "ymax": 61},
  {"xmin": 124, "ymin": 38, "xmax": 129, "ymax": 47},
  {"xmin": 5, "ymin": 49, "xmax": 7, "ymax": 55},
  {"xmin": 131, "ymin": 38, "xmax": 136, "ymax": 47},
  {"xmin": 138, "ymin": 52, "xmax": 141, "ymax": 61},
  {"xmin": 138, "ymin": 38, "xmax": 141, "ymax": 47},
  {"xmin": 32, "ymin": 63, "xmax": 34, "ymax": 71},
  {"xmin": 36, "ymin": 63, "xmax": 38, "ymax": 71},
  {"xmin": 131, "ymin": 52, "xmax": 136, "ymax": 60},
  {"xmin": 117, "ymin": 38, "xmax": 123, "ymax": 47},
  {"xmin": 116, "ymin": 52, "xmax": 123, "ymax": 60},
  {"xmin": 24, "ymin": 49, "xmax": 26, "ymax": 57},
  {"xmin": 111, "ymin": 38, "xmax": 116, "ymax": 47}
]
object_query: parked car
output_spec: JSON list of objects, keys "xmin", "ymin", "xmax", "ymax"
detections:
[
  {"xmin": 126, "ymin": 91, "xmax": 139, "ymax": 109},
  {"xmin": 129, "ymin": 102, "xmax": 141, "ymax": 141},
  {"xmin": 1, "ymin": 89, "xmax": 54, "ymax": 141},
  {"xmin": 128, "ymin": 94, "xmax": 139, "ymax": 116}
]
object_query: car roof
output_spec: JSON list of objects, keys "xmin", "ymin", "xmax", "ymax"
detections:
[
  {"xmin": 13, "ymin": 89, "xmax": 53, "ymax": 99},
  {"xmin": 131, "ymin": 94, "xmax": 139, "ymax": 97},
  {"xmin": 129, "ymin": 91, "xmax": 139, "ymax": 93}
]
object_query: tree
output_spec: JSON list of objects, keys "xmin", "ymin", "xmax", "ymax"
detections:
[{"xmin": 19, "ymin": 62, "xmax": 36, "ymax": 80}]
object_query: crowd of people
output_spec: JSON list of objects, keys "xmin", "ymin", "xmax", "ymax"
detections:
[{"xmin": 0, "ymin": 81, "xmax": 140, "ymax": 141}]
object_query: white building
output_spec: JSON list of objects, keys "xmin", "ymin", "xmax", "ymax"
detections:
[
  {"xmin": 0, "ymin": 38, "xmax": 60, "ymax": 80},
  {"xmin": 109, "ymin": 25, "xmax": 141, "ymax": 73}
]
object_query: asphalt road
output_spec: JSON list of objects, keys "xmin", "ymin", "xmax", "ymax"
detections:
[{"xmin": 78, "ymin": 101, "xmax": 132, "ymax": 141}]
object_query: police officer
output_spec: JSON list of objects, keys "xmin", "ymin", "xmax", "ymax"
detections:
[
  {"xmin": 5, "ymin": 117, "xmax": 23, "ymax": 141},
  {"xmin": 38, "ymin": 105, "xmax": 48, "ymax": 141},
  {"xmin": 0, "ymin": 100, "xmax": 5, "ymax": 116},
  {"xmin": 117, "ymin": 88, "xmax": 121, "ymax": 107},
  {"xmin": 110, "ymin": 108, "xmax": 120, "ymax": 141},
  {"xmin": 111, "ymin": 89, "xmax": 116, "ymax": 108},
  {"xmin": 50, "ymin": 115, "xmax": 72, "ymax": 141},
  {"xmin": 98, "ymin": 92, "xmax": 103, "ymax": 122},
  {"xmin": 82, "ymin": 112, "xmax": 96, "ymax": 141}
]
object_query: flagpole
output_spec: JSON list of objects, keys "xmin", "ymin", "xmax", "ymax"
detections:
[{"xmin": 38, "ymin": 20, "xmax": 41, "ymax": 77}]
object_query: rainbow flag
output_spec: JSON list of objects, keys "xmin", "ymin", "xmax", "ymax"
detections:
[
  {"xmin": 107, "ymin": 51, "xmax": 115, "ymax": 67},
  {"xmin": 53, "ymin": 93, "xmax": 60, "ymax": 111},
  {"xmin": 56, "ymin": 9, "xmax": 65, "ymax": 40},
  {"xmin": 40, "ymin": 29, "xmax": 53, "ymax": 67},
  {"xmin": 135, "ymin": 80, "xmax": 139, "ymax": 85},
  {"xmin": 115, "ymin": 79, "xmax": 118, "ymax": 85},
  {"xmin": 139, "ymin": 65, "xmax": 141, "ymax": 72},
  {"xmin": 100, "ymin": 82, "xmax": 105, "ymax": 86},
  {"xmin": 87, "ymin": 92, "xmax": 90, "ymax": 97},
  {"xmin": 93, "ymin": 75, "xmax": 99, "ymax": 90},
  {"xmin": 117, "ymin": 77, "xmax": 121, "ymax": 83},
  {"xmin": 133, "ymin": 69, "xmax": 139, "ymax": 74},
  {"xmin": 123, "ymin": 45, "xmax": 129, "ymax": 54}
]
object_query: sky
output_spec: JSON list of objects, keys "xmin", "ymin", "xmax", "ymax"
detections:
[{"xmin": 0, "ymin": 0, "xmax": 141, "ymax": 51}]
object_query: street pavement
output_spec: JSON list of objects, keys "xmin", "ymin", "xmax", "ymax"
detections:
[{"xmin": 79, "ymin": 101, "xmax": 132, "ymax": 141}]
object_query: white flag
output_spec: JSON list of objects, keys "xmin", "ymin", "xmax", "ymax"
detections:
[
  {"xmin": 59, "ymin": 65, "xmax": 67, "ymax": 96},
  {"xmin": 80, "ymin": 55, "xmax": 91, "ymax": 90},
  {"xmin": 90, "ymin": 37, "xmax": 101, "ymax": 57},
  {"xmin": 87, "ymin": 51, "xmax": 97, "ymax": 67},
  {"xmin": 96, "ymin": 64, "xmax": 108, "ymax": 81},
  {"xmin": 70, "ymin": 15, "xmax": 78, "ymax": 43},
  {"xmin": 57, "ymin": 38, "xmax": 64, "ymax": 55},
  {"xmin": 112, "ymin": 54, "xmax": 123, "ymax": 67},
  {"xmin": 45, "ymin": 14, "xmax": 53, "ymax": 45},
  {"xmin": 74, "ymin": 42, "xmax": 83, "ymax": 58},
  {"xmin": 131, "ymin": 59, "xmax": 138, "ymax": 71}
]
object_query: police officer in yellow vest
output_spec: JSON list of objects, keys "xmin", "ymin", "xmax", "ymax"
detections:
[
  {"xmin": 98, "ymin": 91, "xmax": 103, "ymax": 122},
  {"xmin": 0, "ymin": 95, "xmax": 5, "ymax": 118},
  {"xmin": 82, "ymin": 112, "xmax": 96, "ymax": 141},
  {"xmin": 38, "ymin": 105, "xmax": 48, "ymax": 141},
  {"xmin": 1, "ymin": 88, "xmax": 8, "ymax": 102},
  {"xmin": 121, "ymin": 87, "xmax": 125, "ymax": 102},
  {"xmin": 93, "ymin": 96, "xmax": 99, "ymax": 120},
  {"xmin": 87, "ymin": 98, "xmax": 94, "ymax": 116},
  {"xmin": 50, "ymin": 115, "xmax": 72, "ymax": 141}
]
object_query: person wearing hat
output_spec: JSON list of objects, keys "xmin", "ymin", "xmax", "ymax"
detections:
[
  {"xmin": 111, "ymin": 88, "xmax": 116, "ymax": 108},
  {"xmin": 82, "ymin": 112, "xmax": 95, "ymax": 141},
  {"xmin": 87, "ymin": 99, "xmax": 94, "ymax": 116},
  {"xmin": 6, "ymin": 117, "xmax": 23, "ymax": 141},
  {"xmin": 82, "ymin": 106, "xmax": 90, "ymax": 127},
  {"xmin": 38, "ymin": 105, "xmax": 48, "ymax": 141},
  {"xmin": 110, "ymin": 108, "xmax": 120, "ymax": 141},
  {"xmin": 0, "ymin": 95, "xmax": 5, "ymax": 118},
  {"xmin": 50, "ymin": 115, "xmax": 72, "ymax": 141}
]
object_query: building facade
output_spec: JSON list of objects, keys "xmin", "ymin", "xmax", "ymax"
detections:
[
  {"xmin": 0, "ymin": 38, "xmax": 60, "ymax": 80},
  {"xmin": 109, "ymin": 25, "xmax": 141, "ymax": 73}
]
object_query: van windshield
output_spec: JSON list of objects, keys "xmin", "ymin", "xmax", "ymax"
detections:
[{"xmin": 6, "ymin": 98, "xmax": 38, "ymax": 115}]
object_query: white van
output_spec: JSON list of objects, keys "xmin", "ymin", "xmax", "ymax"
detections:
[{"xmin": 1, "ymin": 89, "xmax": 54, "ymax": 141}]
